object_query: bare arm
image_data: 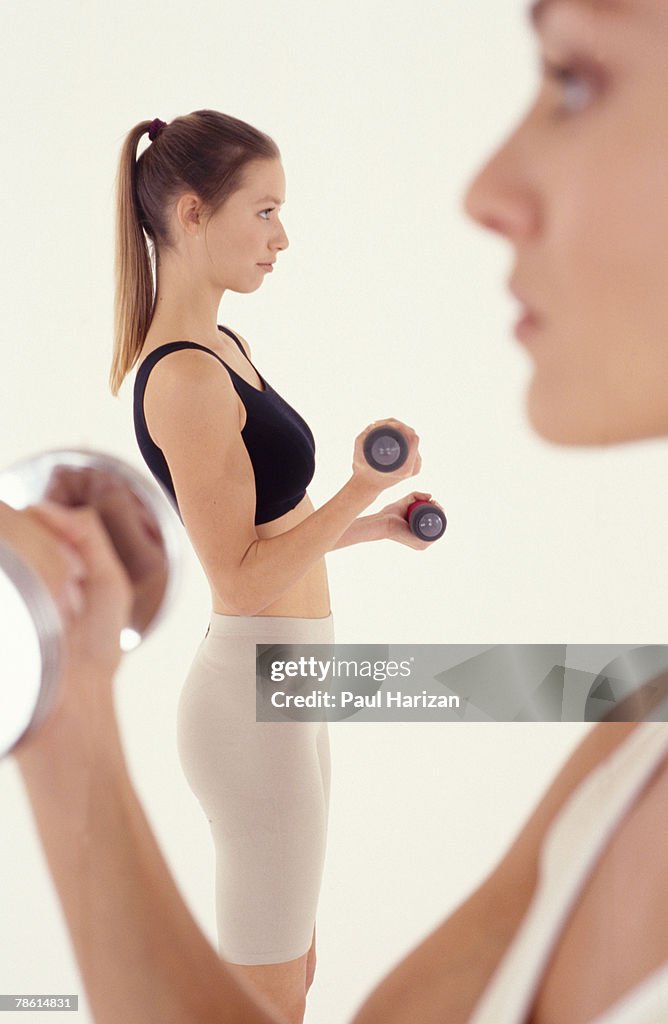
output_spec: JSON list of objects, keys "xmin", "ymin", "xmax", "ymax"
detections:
[
  {"xmin": 331, "ymin": 514, "xmax": 383, "ymax": 549},
  {"xmin": 331, "ymin": 491, "xmax": 443, "ymax": 551},
  {"xmin": 144, "ymin": 350, "xmax": 421, "ymax": 615}
]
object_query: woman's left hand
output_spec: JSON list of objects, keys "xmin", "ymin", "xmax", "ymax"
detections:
[{"xmin": 374, "ymin": 491, "xmax": 443, "ymax": 550}]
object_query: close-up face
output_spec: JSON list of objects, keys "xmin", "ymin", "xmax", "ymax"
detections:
[
  {"xmin": 465, "ymin": 0, "xmax": 668, "ymax": 446},
  {"xmin": 199, "ymin": 156, "xmax": 289, "ymax": 295}
]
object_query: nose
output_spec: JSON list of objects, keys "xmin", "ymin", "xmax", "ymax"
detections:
[
  {"xmin": 273, "ymin": 218, "xmax": 289, "ymax": 253},
  {"xmin": 462, "ymin": 132, "xmax": 538, "ymax": 244}
]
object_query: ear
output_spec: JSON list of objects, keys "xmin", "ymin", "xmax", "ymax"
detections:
[{"xmin": 174, "ymin": 192, "xmax": 206, "ymax": 237}]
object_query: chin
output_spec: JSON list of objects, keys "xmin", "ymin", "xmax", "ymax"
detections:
[
  {"xmin": 229, "ymin": 280, "xmax": 264, "ymax": 295},
  {"xmin": 526, "ymin": 386, "xmax": 668, "ymax": 448},
  {"xmin": 526, "ymin": 387, "xmax": 616, "ymax": 448}
]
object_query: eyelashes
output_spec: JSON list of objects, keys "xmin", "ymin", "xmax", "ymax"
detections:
[{"xmin": 259, "ymin": 208, "xmax": 276, "ymax": 220}]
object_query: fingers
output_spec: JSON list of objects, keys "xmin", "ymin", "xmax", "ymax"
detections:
[
  {"xmin": 9, "ymin": 506, "xmax": 87, "ymax": 622},
  {"xmin": 27, "ymin": 501, "xmax": 127, "ymax": 586},
  {"xmin": 356, "ymin": 419, "xmax": 421, "ymax": 478},
  {"xmin": 361, "ymin": 418, "xmax": 419, "ymax": 447},
  {"xmin": 387, "ymin": 514, "xmax": 433, "ymax": 551},
  {"xmin": 88, "ymin": 483, "xmax": 164, "ymax": 580}
]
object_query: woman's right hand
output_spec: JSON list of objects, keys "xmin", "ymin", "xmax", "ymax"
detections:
[
  {"xmin": 352, "ymin": 419, "xmax": 422, "ymax": 493},
  {"xmin": 10, "ymin": 500, "xmax": 133, "ymax": 765}
]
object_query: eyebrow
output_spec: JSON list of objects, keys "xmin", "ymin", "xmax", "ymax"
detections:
[
  {"xmin": 255, "ymin": 195, "xmax": 285, "ymax": 206},
  {"xmin": 529, "ymin": 0, "xmax": 628, "ymax": 28}
]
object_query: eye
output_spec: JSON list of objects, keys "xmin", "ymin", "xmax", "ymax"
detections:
[
  {"xmin": 259, "ymin": 208, "xmax": 275, "ymax": 220},
  {"xmin": 540, "ymin": 57, "xmax": 600, "ymax": 116}
]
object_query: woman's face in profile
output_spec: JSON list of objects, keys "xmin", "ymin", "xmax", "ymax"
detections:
[
  {"xmin": 200, "ymin": 158, "xmax": 289, "ymax": 295},
  {"xmin": 465, "ymin": 0, "xmax": 668, "ymax": 447}
]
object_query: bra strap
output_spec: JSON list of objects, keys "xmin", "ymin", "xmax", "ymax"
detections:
[{"xmin": 218, "ymin": 325, "xmax": 248, "ymax": 359}]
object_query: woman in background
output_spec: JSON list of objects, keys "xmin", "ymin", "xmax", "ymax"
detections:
[{"xmin": 109, "ymin": 108, "xmax": 433, "ymax": 1024}]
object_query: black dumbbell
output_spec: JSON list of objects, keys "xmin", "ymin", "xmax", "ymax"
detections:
[{"xmin": 363, "ymin": 426, "xmax": 409, "ymax": 472}]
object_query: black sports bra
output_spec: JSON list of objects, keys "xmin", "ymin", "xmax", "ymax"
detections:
[{"xmin": 133, "ymin": 326, "xmax": 316, "ymax": 525}]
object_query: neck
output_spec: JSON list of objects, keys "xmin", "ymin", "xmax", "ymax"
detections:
[{"xmin": 150, "ymin": 249, "xmax": 225, "ymax": 343}]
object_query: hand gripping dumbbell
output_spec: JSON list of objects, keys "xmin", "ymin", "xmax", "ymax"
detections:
[
  {"xmin": 363, "ymin": 426, "xmax": 446, "ymax": 542},
  {"xmin": 0, "ymin": 448, "xmax": 182, "ymax": 758}
]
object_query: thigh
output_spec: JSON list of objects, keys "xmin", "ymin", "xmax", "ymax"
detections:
[
  {"xmin": 207, "ymin": 717, "xmax": 329, "ymax": 964},
  {"xmin": 176, "ymin": 630, "xmax": 331, "ymax": 964}
]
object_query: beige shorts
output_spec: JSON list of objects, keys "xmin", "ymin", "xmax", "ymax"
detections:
[{"xmin": 176, "ymin": 611, "xmax": 335, "ymax": 965}]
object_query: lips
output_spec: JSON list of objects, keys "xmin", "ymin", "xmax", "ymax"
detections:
[
  {"xmin": 508, "ymin": 278, "xmax": 542, "ymax": 326},
  {"xmin": 508, "ymin": 277, "xmax": 544, "ymax": 344}
]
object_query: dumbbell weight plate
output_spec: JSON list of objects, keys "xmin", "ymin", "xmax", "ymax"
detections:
[{"xmin": 363, "ymin": 427, "xmax": 409, "ymax": 472}]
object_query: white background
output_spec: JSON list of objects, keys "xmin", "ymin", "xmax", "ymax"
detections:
[{"xmin": 0, "ymin": 0, "xmax": 666, "ymax": 1020}]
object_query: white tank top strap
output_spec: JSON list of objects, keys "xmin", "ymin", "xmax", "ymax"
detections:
[{"xmin": 469, "ymin": 722, "xmax": 668, "ymax": 1024}]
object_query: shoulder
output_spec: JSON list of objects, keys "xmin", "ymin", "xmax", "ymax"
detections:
[
  {"xmin": 141, "ymin": 342, "xmax": 225, "ymax": 373},
  {"xmin": 142, "ymin": 345, "xmax": 234, "ymax": 399},
  {"xmin": 141, "ymin": 346, "xmax": 239, "ymax": 447}
]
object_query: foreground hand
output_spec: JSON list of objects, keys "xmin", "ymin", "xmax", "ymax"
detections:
[
  {"xmin": 0, "ymin": 500, "xmax": 87, "ymax": 621},
  {"xmin": 25, "ymin": 501, "xmax": 133, "ymax": 678},
  {"xmin": 375, "ymin": 492, "xmax": 444, "ymax": 550},
  {"xmin": 3, "ymin": 500, "xmax": 132, "ymax": 762},
  {"xmin": 44, "ymin": 466, "xmax": 168, "ymax": 634}
]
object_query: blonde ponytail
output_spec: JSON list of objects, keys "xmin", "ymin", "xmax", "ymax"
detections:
[{"xmin": 109, "ymin": 121, "xmax": 154, "ymax": 396}]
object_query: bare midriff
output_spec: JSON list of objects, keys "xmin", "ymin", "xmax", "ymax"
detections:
[{"xmin": 210, "ymin": 492, "xmax": 331, "ymax": 619}]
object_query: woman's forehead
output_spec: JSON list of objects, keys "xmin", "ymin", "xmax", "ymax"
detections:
[
  {"xmin": 529, "ymin": 0, "xmax": 656, "ymax": 30},
  {"xmin": 531, "ymin": 0, "xmax": 625, "ymax": 25},
  {"xmin": 239, "ymin": 158, "xmax": 284, "ymax": 190}
]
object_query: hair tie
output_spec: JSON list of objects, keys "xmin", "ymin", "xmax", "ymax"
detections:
[{"xmin": 147, "ymin": 118, "xmax": 167, "ymax": 142}]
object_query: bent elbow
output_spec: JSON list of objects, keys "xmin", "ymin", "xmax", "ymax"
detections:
[{"xmin": 211, "ymin": 541, "xmax": 272, "ymax": 617}]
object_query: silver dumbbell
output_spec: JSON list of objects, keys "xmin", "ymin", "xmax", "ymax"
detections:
[{"xmin": 0, "ymin": 449, "xmax": 181, "ymax": 758}]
